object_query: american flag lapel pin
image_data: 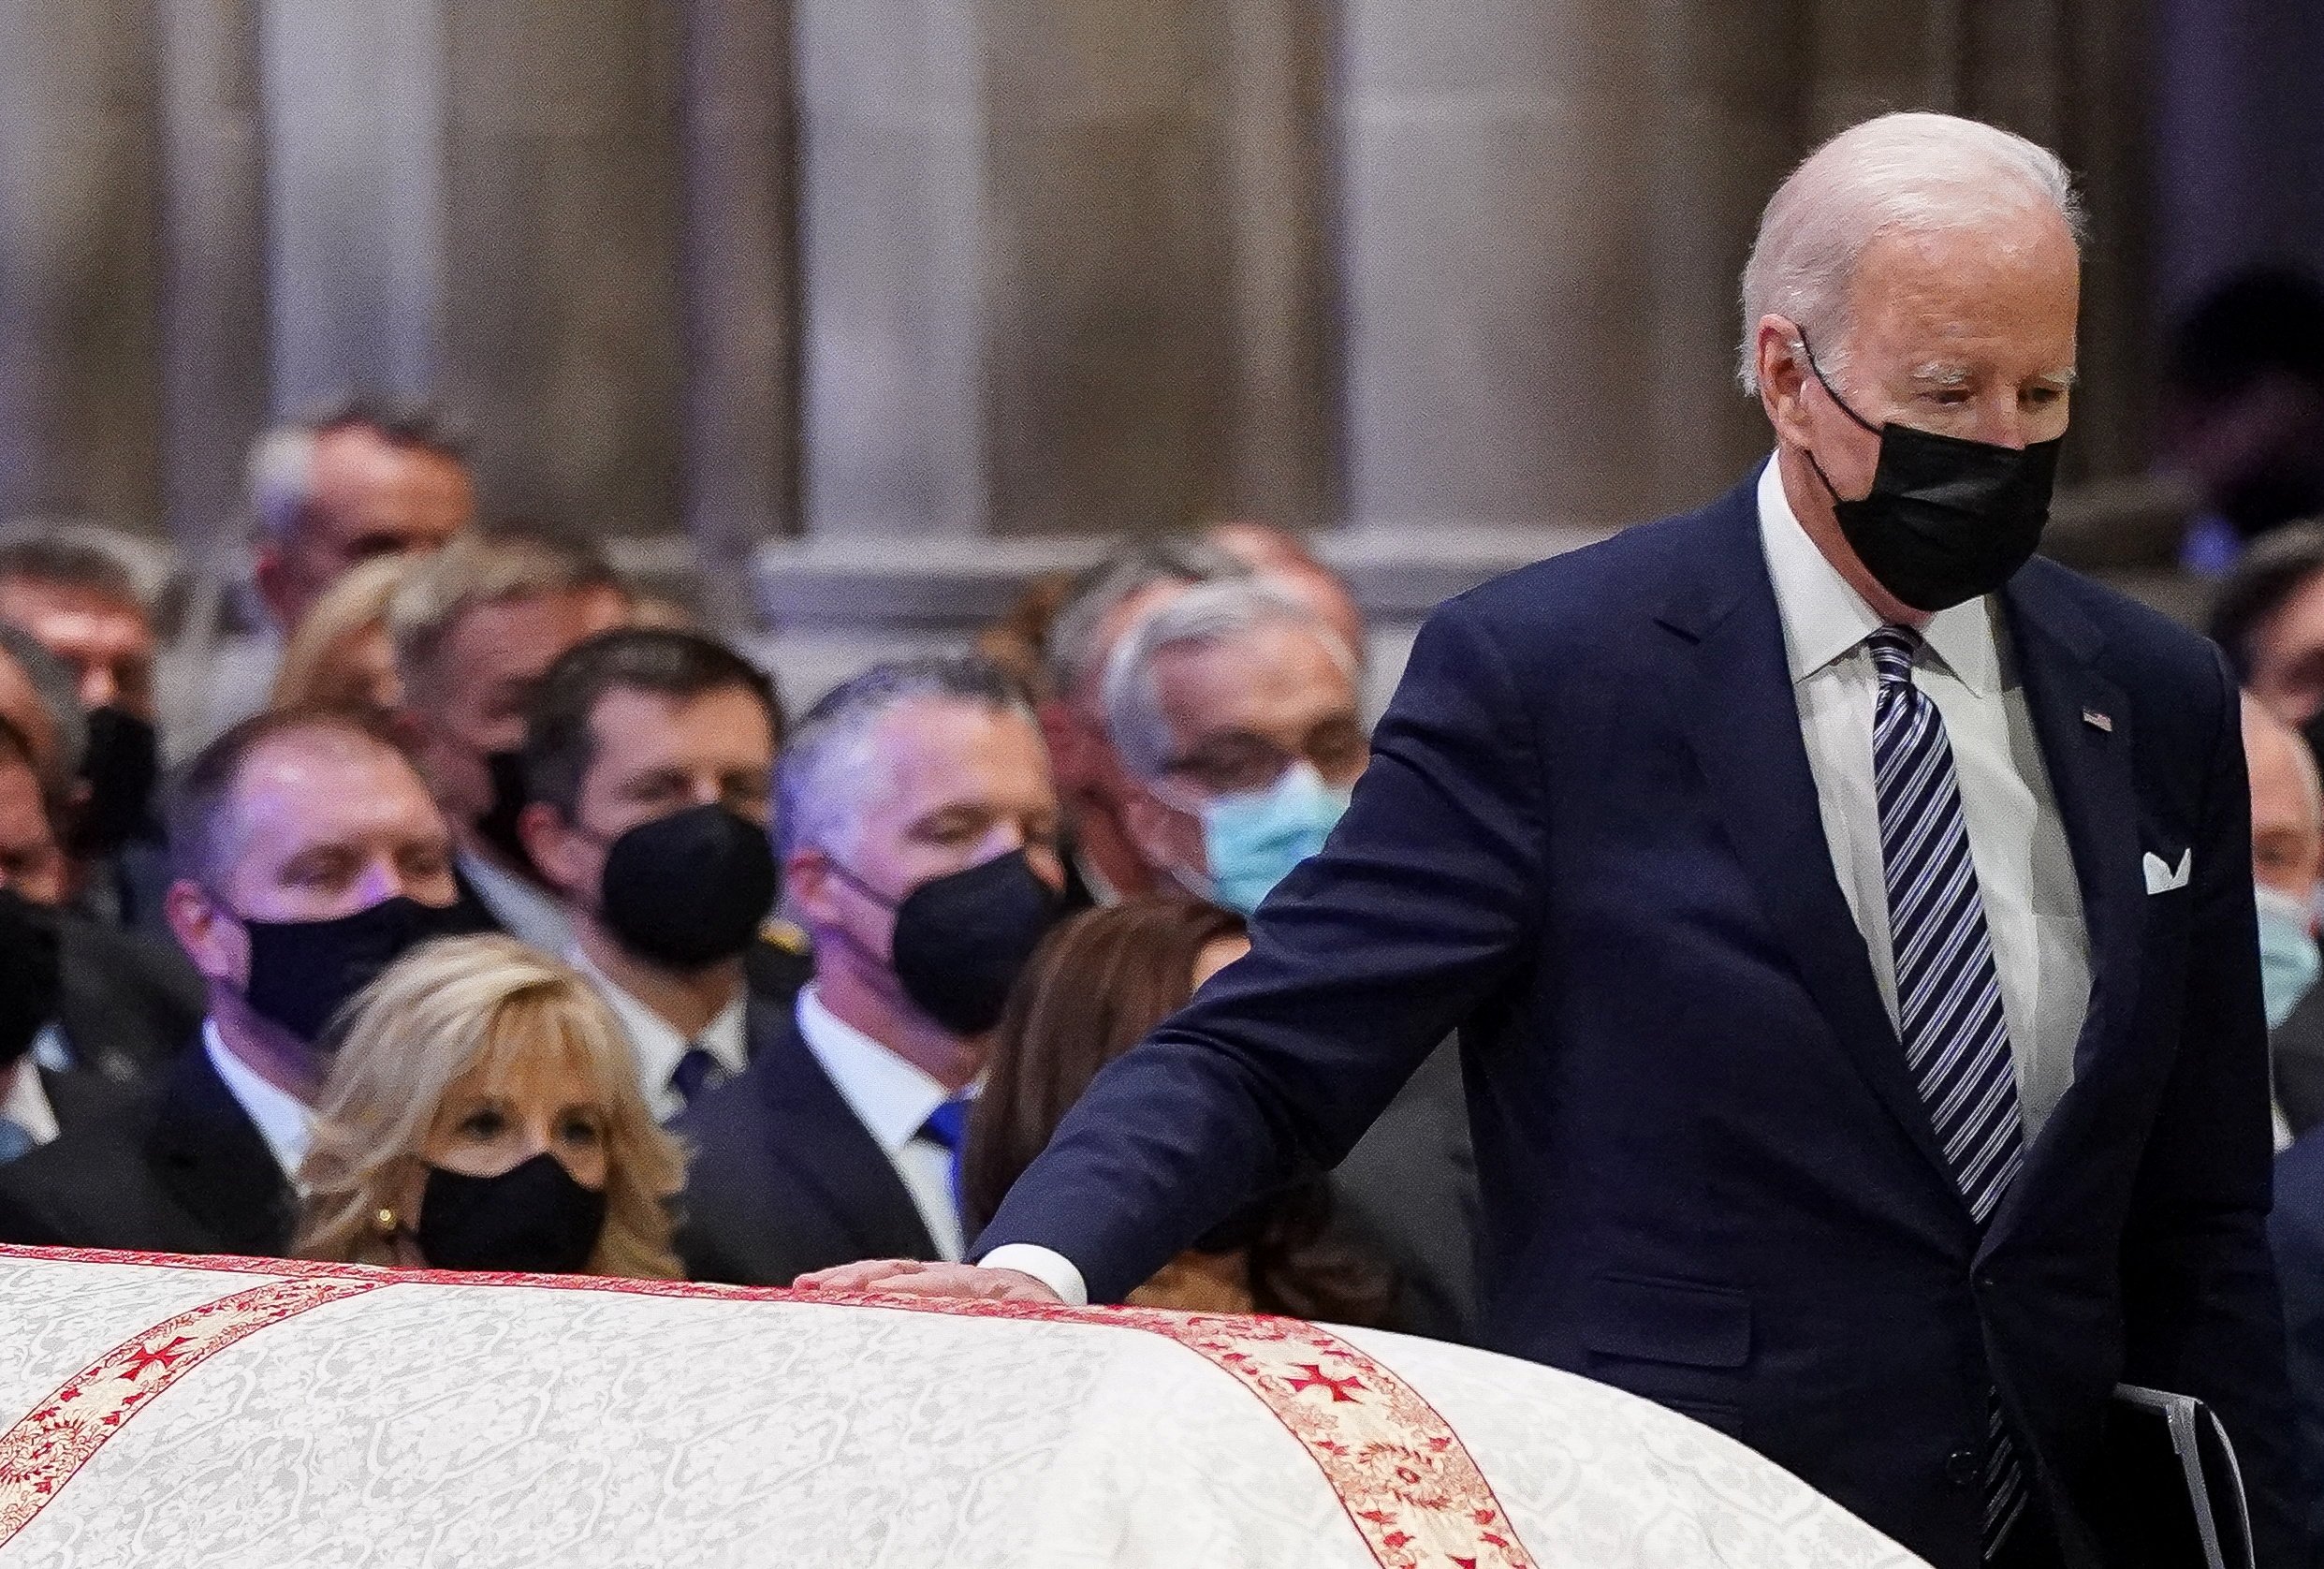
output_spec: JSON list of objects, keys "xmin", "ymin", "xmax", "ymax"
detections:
[{"xmin": 2082, "ymin": 708, "xmax": 2112, "ymax": 733}]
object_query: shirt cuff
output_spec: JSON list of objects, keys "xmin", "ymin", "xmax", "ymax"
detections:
[{"xmin": 976, "ymin": 1243, "xmax": 1089, "ymax": 1307}]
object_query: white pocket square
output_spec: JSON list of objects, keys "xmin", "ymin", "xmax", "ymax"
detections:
[{"xmin": 2142, "ymin": 848, "xmax": 2191, "ymax": 894}]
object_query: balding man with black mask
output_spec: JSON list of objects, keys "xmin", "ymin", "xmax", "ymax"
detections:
[{"xmin": 0, "ymin": 710, "xmax": 475, "ymax": 1254}]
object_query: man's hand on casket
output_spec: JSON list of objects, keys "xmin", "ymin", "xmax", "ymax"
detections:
[{"xmin": 794, "ymin": 1258, "xmax": 1064, "ymax": 1304}]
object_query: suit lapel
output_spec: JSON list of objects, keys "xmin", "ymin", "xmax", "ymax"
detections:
[
  {"xmin": 744, "ymin": 1001, "xmax": 938, "ymax": 1260},
  {"xmin": 1989, "ymin": 568, "xmax": 2144, "ymax": 1222},
  {"xmin": 1659, "ymin": 485, "xmax": 1966, "ymax": 1209},
  {"xmin": 143, "ymin": 1042, "xmax": 295, "ymax": 1255},
  {"xmin": 37, "ymin": 1062, "xmax": 143, "ymax": 1138}
]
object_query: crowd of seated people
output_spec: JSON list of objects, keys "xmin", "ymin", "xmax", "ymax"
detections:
[
  {"xmin": 11, "ymin": 384, "xmax": 2324, "ymax": 1415},
  {"xmin": 0, "ymin": 397, "xmax": 1476, "ymax": 1345}
]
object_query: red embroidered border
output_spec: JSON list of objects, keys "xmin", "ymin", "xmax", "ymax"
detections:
[
  {"xmin": 0, "ymin": 1273, "xmax": 382, "ymax": 1547},
  {"xmin": 0, "ymin": 1247, "xmax": 1532, "ymax": 1567}
]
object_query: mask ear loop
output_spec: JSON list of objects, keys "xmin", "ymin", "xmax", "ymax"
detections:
[
  {"xmin": 1794, "ymin": 330, "xmax": 1882, "ymax": 506},
  {"xmin": 816, "ymin": 852, "xmax": 902, "ymax": 912}
]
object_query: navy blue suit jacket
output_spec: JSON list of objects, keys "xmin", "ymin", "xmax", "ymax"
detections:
[
  {"xmin": 979, "ymin": 478, "xmax": 2303, "ymax": 1569},
  {"xmin": 2272, "ymin": 1127, "xmax": 2324, "ymax": 1544},
  {"xmin": 672, "ymin": 996, "xmax": 938, "ymax": 1287}
]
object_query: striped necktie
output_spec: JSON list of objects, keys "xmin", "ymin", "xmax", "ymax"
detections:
[{"xmin": 1866, "ymin": 625, "xmax": 2029, "ymax": 1557}]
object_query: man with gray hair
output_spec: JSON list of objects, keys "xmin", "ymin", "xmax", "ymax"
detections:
[
  {"xmin": 675, "ymin": 654, "xmax": 1066, "ymax": 1287},
  {"xmin": 1036, "ymin": 538, "xmax": 1249, "ymax": 906},
  {"xmin": 810, "ymin": 111, "xmax": 2306, "ymax": 1566},
  {"xmin": 248, "ymin": 394, "xmax": 475, "ymax": 636},
  {"xmin": 1101, "ymin": 578, "xmax": 1367, "ymax": 916},
  {"xmin": 1103, "ymin": 576, "xmax": 1481, "ymax": 1342},
  {"xmin": 389, "ymin": 527, "xmax": 631, "ymax": 952}
]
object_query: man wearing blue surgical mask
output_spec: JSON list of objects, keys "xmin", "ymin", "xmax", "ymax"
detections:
[
  {"xmin": 1103, "ymin": 579, "xmax": 1367, "ymax": 917},
  {"xmin": 1100, "ymin": 578, "xmax": 1482, "ymax": 1342},
  {"xmin": 2246, "ymin": 697, "xmax": 2324, "ymax": 1142}
]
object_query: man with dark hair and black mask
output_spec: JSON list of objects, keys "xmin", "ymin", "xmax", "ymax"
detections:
[
  {"xmin": 0, "ymin": 524, "xmax": 168, "ymax": 933},
  {"xmin": 0, "ymin": 708, "xmax": 475, "ymax": 1253},
  {"xmin": 675, "ymin": 654, "xmax": 1065, "ymax": 1287},
  {"xmin": 0, "ymin": 628, "xmax": 203, "ymax": 1100},
  {"xmin": 387, "ymin": 526, "xmax": 632, "ymax": 953},
  {"xmin": 518, "ymin": 628, "xmax": 797, "ymax": 1124}
]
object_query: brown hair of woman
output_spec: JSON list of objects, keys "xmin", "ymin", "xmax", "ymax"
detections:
[{"xmin": 963, "ymin": 896, "xmax": 1397, "ymax": 1326}]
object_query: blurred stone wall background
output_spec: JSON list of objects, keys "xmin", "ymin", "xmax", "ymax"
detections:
[{"xmin": 0, "ymin": 0, "xmax": 2317, "ymax": 682}]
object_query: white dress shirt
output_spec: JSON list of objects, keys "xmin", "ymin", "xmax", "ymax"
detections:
[
  {"xmin": 458, "ymin": 846, "xmax": 575, "ymax": 958},
  {"xmin": 204, "ymin": 1019, "xmax": 315, "ymax": 1186},
  {"xmin": 987, "ymin": 459, "xmax": 2097, "ymax": 1308},
  {"xmin": 573, "ymin": 947, "xmax": 751, "ymax": 1123},
  {"xmin": 1757, "ymin": 456, "xmax": 2089, "ymax": 1137},
  {"xmin": 794, "ymin": 986, "xmax": 969, "ymax": 1263},
  {"xmin": 0, "ymin": 1058, "xmax": 59, "ymax": 1149}
]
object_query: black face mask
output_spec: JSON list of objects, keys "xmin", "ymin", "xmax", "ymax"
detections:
[
  {"xmin": 832, "ymin": 848, "xmax": 1061, "ymax": 1036},
  {"xmin": 417, "ymin": 1151, "xmax": 607, "ymax": 1275},
  {"xmin": 0, "ymin": 888, "xmax": 60, "ymax": 1070},
  {"xmin": 75, "ymin": 707, "xmax": 160, "ymax": 856},
  {"xmin": 239, "ymin": 895, "xmax": 473, "ymax": 1043},
  {"xmin": 598, "ymin": 804, "xmax": 777, "ymax": 972},
  {"xmin": 1800, "ymin": 336, "xmax": 2062, "ymax": 614},
  {"xmin": 473, "ymin": 750, "xmax": 543, "ymax": 880}
]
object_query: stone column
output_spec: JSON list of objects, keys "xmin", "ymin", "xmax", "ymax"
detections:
[
  {"xmin": 0, "ymin": 3, "xmax": 164, "ymax": 531},
  {"xmin": 1807, "ymin": 0, "xmax": 2157, "ymax": 482},
  {"xmin": 795, "ymin": 0, "xmax": 989, "ymax": 538},
  {"xmin": 156, "ymin": 0, "xmax": 272, "ymax": 558},
  {"xmin": 797, "ymin": 0, "xmax": 1331, "ymax": 539},
  {"xmin": 437, "ymin": 0, "xmax": 686, "ymax": 537},
  {"xmin": 257, "ymin": 0, "xmax": 445, "ymax": 408},
  {"xmin": 2154, "ymin": 0, "xmax": 2324, "ymax": 303},
  {"xmin": 680, "ymin": 0, "xmax": 801, "ymax": 630},
  {"xmin": 1191, "ymin": 0, "xmax": 1335, "ymax": 530},
  {"xmin": 1334, "ymin": 0, "xmax": 1803, "ymax": 531}
]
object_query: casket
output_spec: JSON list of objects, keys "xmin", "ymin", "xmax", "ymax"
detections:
[{"xmin": 0, "ymin": 1247, "xmax": 1922, "ymax": 1568}]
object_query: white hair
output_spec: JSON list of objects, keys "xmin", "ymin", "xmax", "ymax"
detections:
[
  {"xmin": 1102, "ymin": 579, "xmax": 1356, "ymax": 784},
  {"xmin": 1736, "ymin": 111, "xmax": 2085, "ymax": 393},
  {"xmin": 246, "ymin": 426, "xmax": 318, "ymax": 543}
]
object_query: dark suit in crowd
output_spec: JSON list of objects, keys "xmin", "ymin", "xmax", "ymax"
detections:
[
  {"xmin": 2271, "ymin": 1128, "xmax": 2324, "ymax": 1546},
  {"xmin": 674, "ymin": 997, "xmax": 937, "ymax": 1285},
  {"xmin": 2276, "ymin": 984, "xmax": 2324, "ymax": 1142},
  {"xmin": 976, "ymin": 477, "xmax": 2304, "ymax": 1569},
  {"xmin": 51, "ymin": 916, "xmax": 206, "ymax": 1087},
  {"xmin": 0, "ymin": 1039, "xmax": 294, "ymax": 1256},
  {"xmin": 32, "ymin": 1060, "xmax": 149, "ymax": 1146},
  {"xmin": 1328, "ymin": 1040, "xmax": 1477, "ymax": 1343}
]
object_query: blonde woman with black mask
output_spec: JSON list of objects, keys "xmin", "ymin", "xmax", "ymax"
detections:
[{"xmin": 295, "ymin": 934, "xmax": 684, "ymax": 1278}]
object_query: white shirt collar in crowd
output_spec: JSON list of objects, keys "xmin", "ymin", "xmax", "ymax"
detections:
[
  {"xmin": 794, "ymin": 984, "xmax": 972, "ymax": 1263},
  {"xmin": 0, "ymin": 1056, "xmax": 59, "ymax": 1149},
  {"xmin": 570, "ymin": 945, "xmax": 751, "ymax": 1122},
  {"xmin": 203, "ymin": 1018, "xmax": 316, "ymax": 1188},
  {"xmin": 456, "ymin": 846, "xmax": 575, "ymax": 959}
]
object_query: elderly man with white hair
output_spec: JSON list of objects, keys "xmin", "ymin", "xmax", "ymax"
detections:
[
  {"xmin": 1101, "ymin": 579, "xmax": 1369, "ymax": 916},
  {"xmin": 809, "ymin": 113, "xmax": 2307, "ymax": 1565}
]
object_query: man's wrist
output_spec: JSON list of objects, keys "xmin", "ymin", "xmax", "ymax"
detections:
[{"xmin": 976, "ymin": 1244, "xmax": 1089, "ymax": 1306}]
